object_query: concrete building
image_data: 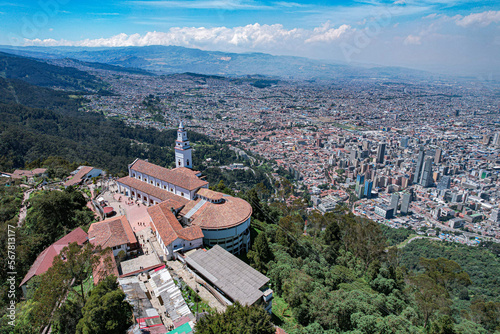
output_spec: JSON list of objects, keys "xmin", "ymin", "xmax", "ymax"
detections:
[
  {"xmin": 400, "ymin": 193, "xmax": 411, "ymax": 215},
  {"xmin": 420, "ymin": 157, "xmax": 434, "ymax": 188},
  {"xmin": 374, "ymin": 204, "xmax": 394, "ymax": 219},
  {"xmin": 186, "ymin": 245, "xmax": 273, "ymax": 313},
  {"xmin": 390, "ymin": 193, "xmax": 399, "ymax": 213},
  {"xmin": 376, "ymin": 143, "xmax": 386, "ymax": 164},
  {"xmin": 437, "ymin": 176, "xmax": 451, "ymax": 190}
]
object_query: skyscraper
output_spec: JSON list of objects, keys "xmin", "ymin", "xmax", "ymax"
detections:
[
  {"xmin": 494, "ymin": 132, "xmax": 500, "ymax": 147},
  {"xmin": 414, "ymin": 148, "xmax": 425, "ymax": 184},
  {"xmin": 400, "ymin": 193, "xmax": 411, "ymax": 215},
  {"xmin": 390, "ymin": 193, "xmax": 399, "ymax": 213},
  {"xmin": 437, "ymin": 176, "xmax": 451, "ymax": 190},
  {"xmin": 364, "ymin": 180, "xmax": 373, "ymax": 199},
  {"xmin": 376, "ymin": 143, "xmax": 386, "ymax": 164},
  {"xmin": 420, "ymin": 157, "xmax": 434, "ymax": 188},
  {"xmin": 434, "ymin": 148, "xmax": 442, "ymax": 164}
]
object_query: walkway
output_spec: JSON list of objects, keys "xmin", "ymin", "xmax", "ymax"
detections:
[{"xmin": 167, "ymin": 260, "xmax": 226, "ymax": 313}]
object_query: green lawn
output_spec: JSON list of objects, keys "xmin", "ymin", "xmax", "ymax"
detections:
[{"xmin": 68, "ymin": 276, "xmax": 94, "ymax": 302}]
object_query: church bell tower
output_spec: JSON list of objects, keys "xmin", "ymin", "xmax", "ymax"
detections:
[{"xmin": 175, "ymin": 121, "xmax": 192, "ymax": 169}]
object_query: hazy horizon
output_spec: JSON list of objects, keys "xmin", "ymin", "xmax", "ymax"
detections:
[{"xmin": 1, "ymin": 0, "xmax": 499, "ymax": 77}]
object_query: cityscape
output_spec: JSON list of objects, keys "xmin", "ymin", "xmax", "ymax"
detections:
[{"xmin": 1, "ymin": 0, "xmax": 500, "ymax": 333}]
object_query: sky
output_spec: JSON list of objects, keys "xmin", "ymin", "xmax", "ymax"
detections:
[{"xmin": 1, "ymin": 0, "xmax": 499, "ymax": 75}]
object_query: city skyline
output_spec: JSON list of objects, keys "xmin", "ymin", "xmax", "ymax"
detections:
[{"xmin": 1, "ymin": 0, "xmax": 499, "ymax": 76}]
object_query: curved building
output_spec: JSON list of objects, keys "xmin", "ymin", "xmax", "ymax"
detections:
[{"xmin": 179, "ymin": 188, "xmax": 252, "ymax": 254}]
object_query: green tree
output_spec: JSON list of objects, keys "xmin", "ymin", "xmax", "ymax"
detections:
[
  {"xmin": 248, "ymin": 233, "xmax": 274, "ymax": 274},
  {"xmin": 195, "ymin": 302, "xmax": 274, "ymax": 334},
  {"xmin": 76, "ymin": 276, "xmax": 132, "ymax": 334}
]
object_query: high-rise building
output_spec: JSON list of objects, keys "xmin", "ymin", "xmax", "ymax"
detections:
[
  {"xmin": 482, "ymin": 135, "xmax": 491, "ymax": 145},
  {"xmin": 494, "ymin": 133, "xmax": 500, "ymax": 147},
  {"xmin": 364, "ymin": 180, "xmax": 373, "ymax": 198},
  {"xmin": 390, "ymin": 193, "xmax": 399, "ymax": 213},
  {"xmin": 437, "ymin": 176, "xmax": 451, "ymax": 190},
  {"xmin": 490, "ymin": 209, "xmax": 500, "ymax": 223},
  {"xmin": 400, "ymin": 137, "xmax": 409, "ymax": 148},
  {"xmin": 434, "ymin": 148, "xmax": 442, "ymax": 164},
  {"xmin": 414, "ymin": 148, "xmax": 425, "ymax": 184},
  {"xmin": 420, "ymin": 157, "xmax": 434, "ymax": 188},
  {"xmin": 400, "ymin": 193, "xmax": 411, "ymax": 214},
  {"xmin": 355, "ymin": 174, "xmax": 365, "ymax": 193},
  {"xmin": 376, "ymin": 143, "xmax": 386, "ymax": 164}
]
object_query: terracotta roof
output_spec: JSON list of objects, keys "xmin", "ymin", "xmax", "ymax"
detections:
[
  {"xmin": 64, "ymin": 166, "xmax": 94, "ymax": 186},
  {"xmin": 148, "ymin": 202, "xmax": 203, "ymax": 247},
  {"xmin": 276, "ymin": 328, "xmax": 287, "ymax": 334},
  {"xmin": 88, "ymin": 215, "xmax": 137, "ymax": 249},
  {"xmin": 20, "ymin": 227, "xmax": 88, "ymax": 286},
  {"xmin": 196, "ymin": 188, "xmax": 223, "ymax": 201},
  {"xmin": 9, "ymin": 168, "xmax": 47, "ymax": 179},
  {"xmin": 117, "ymin": 176, "xmax": 189, "ymax": 205},
  {"xmin": 129, "ymin": 159, "xmax": 208, "ymax": 191},
  {"xmin": 180, "ymin": 195, "xmax": 252, "ymax": 230}
]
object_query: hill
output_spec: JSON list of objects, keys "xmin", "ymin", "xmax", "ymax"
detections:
[
  {"xmin": 0, "ymin": 45, "xmax": 438, "ymax": 81},
  {"xmin": 0, "ymin": 51, "xmax": 105, "ymax": 91}
]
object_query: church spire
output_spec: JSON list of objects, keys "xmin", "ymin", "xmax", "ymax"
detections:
[{"xmin": 174, "ymin": 121, "xmax": 192, "ymax": 169}]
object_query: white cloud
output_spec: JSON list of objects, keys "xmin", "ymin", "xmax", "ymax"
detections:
[
  {"xmin": 24, "ymin": 23, "xmax": 354, "ymax": 51},
  {"xmin": 455, "ymin": 10, "xmax": 500, "ymax": 27},
  {"xmin": 403, "ymin": 34, "xmax": 421, "ymax": 45},
  {"xmin": 127, "ymin": 0, "xmax": 271, "ymax": 10},
  {"xmin": 305, "ymin": 24, "xmax": 352, "ymax": 43}
]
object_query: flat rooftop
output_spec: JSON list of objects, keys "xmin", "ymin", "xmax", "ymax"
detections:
[
  {"xmin": 185, "ymin": 245, "xmax": 269, "ymax": 306},
  {"xmin": 120, "ymin": 253, "xmax": 162, "ymax": 276}
]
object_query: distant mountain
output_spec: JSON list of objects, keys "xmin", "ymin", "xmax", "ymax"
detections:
[
  {"xmin": 0, "ymin": 45, "xmax": 437, "ymax": 81},
  {"xmin": 0, "ymin": 51, "xmax": 105, "ymax": 91}
]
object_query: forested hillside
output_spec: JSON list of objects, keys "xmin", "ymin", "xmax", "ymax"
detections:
[
  {"xmin": 239, "ymin": 193, "xmax": 500, "ymax": 334},
  {"xmin": 0, "ymin": 52, "xmax": 105, "ymax": 91}
]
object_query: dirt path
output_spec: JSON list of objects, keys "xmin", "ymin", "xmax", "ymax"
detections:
[{"xmin": 17, "ymin": 188, "xmax": 34, "ymax": 227}]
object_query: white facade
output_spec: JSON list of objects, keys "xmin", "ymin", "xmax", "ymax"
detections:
[
  {"xmin": 202, "ymin": 217, "xmax": 251, "ymax": 254},
  {"xmin": 154, "ymin": 232, "xmax": 204, "ymax": 261},
  {"xmin": 175, "ymin": 121, "xmax": 192, "ymax": 169},
  {"xmin": 125, "ymin": 169, "xmax": 204, "ymax": 200}
]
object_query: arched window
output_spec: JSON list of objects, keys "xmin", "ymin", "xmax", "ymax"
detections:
[
  {"xmin": 187, "ymin": 159, "xmax": 190, "ymax": 166},
  {"xmin": 178, "ymin": 160, "xmax": 181, "ymax": 166}
]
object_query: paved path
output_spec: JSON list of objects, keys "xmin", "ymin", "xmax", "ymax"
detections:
[{"xmin": 399, "ymin": 236, "xmax": 441, "ymax": 248}]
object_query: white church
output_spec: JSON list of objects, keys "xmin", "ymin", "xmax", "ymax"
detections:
[{"xmin": 116, "ymin": 122, "xmax": 252, "ymax": 259}]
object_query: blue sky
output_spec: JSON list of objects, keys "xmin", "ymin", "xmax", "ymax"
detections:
[{"xmin": 1, "ymin": 0, "xmax": 499, "ymax": 75}]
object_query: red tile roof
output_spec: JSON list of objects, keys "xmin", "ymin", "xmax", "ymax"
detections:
[
  {"xmin": 180, "ymin": 194, "xmax": 252, "ymax": 230},
  {"xmin": 196, "ymin": 188, "xmax": 223, "ymax": 201},
  {"xmin": 148, "ymin": 202, "xmax": 203, "ymax": 247},
  {"xmin": 130, "ymin": 159, "xmax": 208, "ymax": 191},
  {"xmin": 20, "ymin": 227, "xmax": 88, "ymax": 286},
  {"xmin": 117, "ymin": 176, "xmax": 189, "ymax": 205},
  {"xmin": 88, "ymin": 215, "xmax": 138, "ymax": 249},
  {"xmin": 8, "ymin": 168, "xmax": 47, "ymax": 179},
  {"xmin": 64, "ymin": 166, "xmax": 94, "ymax": 187}
]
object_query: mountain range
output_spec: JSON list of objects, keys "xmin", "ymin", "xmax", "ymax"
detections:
[{"xmin": 0, "ymin": 45, "xmax": 444, "ymax": 82}]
